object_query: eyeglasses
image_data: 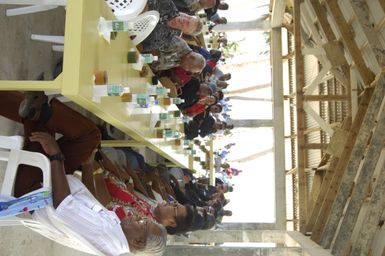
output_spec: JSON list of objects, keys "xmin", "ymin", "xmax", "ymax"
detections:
[
  {"xmin": 138, "ymin": 218, "xmax": 150, "ymax": 236},
  {"xmin": 172, "ymin": 202, "xmax": 179, "ymax": 218}
]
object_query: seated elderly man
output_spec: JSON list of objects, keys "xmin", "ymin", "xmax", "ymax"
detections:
[
  {"xmin": 0, "ymin": 91, "xmax": 166, "ymax": 256},
  {"xmin": 140, "ymin": 0, "xmax": 203, "ymax": 52},
  {"xmin": 172, "ymin": 0, "xmax": 216, "ymax": 15},
  {"xmin": 150, "ymin": 36, "xmax": 206, "ymax": 73}
]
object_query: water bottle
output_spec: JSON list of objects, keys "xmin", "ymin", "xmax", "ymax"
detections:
[
  {"xmin": 141, "ymin": 53, "xmax": 159, "ymax": 64},
  {"xmin": 99, "ymin": 20, "xmax": 133, "ymax": 32},
  {"xmin": 93, "ymin": 84, "xmax": 124, "ymax": 97}
]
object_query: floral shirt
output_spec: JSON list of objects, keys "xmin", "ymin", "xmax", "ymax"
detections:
[
  {"xmin": 150, "ymin": 36, "xmax": 192, "ymax": 71},
  {"xmin": 104, "ymin": 172, "xmax": 156, "ymax": 221}
]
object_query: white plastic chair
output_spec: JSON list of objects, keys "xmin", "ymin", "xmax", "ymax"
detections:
[
  {"xmin": 0, "ymin": 136, "xmax": 103, "ymax": 255},
  {"xmin": 126, "ymin": 10, "xmax": 159, "ymax": 45},
  {"xmin": 105, "ymin": 0, "xmax": 147, "ymax": 20},
  {"xmin": 0, "ymin": 0, "xmax": 65, "ymax": 16}
]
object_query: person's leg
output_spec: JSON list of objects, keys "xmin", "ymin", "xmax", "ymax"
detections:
[
  {"xmin": 0, "ymin": 91, "xmax": 53, "ymax": 197},
  {"xmin": 44, "ymin": 98, "xmax": 101, "ymax": 173}
]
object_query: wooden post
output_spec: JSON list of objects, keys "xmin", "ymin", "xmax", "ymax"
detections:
[
  {"xmin": 324, "ymin": 0, "xmax": 375, "ymax": 85},
  {"xmin": 294, "ymin": 0, "xmax": 308, "ymax": 233},
  {"xmin": 331, "ymin": 92, "xmax": 385, "ymax": 254},
  {"xmin": 271, "ymin": 25, "xmax": 287, "ymax": 229},
  {"xmin": 310, "ymin": 88, "xmax": 374, "ymax": 242},
  {"xmin": 319, "ymin": 73, "xmax": 385, "ymax": 248}
]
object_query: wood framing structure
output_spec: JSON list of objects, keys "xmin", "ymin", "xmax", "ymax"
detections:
[
  {"xmin": 286, "ymin": 0, "xmax": 385, "ymax": 254},
  {"xmin": 285, "ymin": 0, "xmax": 385, "ymax": 255}
]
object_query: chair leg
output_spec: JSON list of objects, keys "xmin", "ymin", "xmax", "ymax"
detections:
[
  {"xmin": 52, "ymin": 45, "xmax": 64, "ymax": 52},
  {"xmin": 0, "ymin": 0, "xmax": 65, "ymax": 5},
  {"xmin": 31, "ymin": 34, "xmax": 64, "ymax": 44},
  {"xmin": 6, "ymin": 5, "xmax": 58, "ymax": 16}
]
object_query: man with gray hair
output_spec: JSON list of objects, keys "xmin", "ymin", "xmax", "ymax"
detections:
[
  {"xmin": 150, "ymin": 36, "xmax": 206, "ymax": 73},
  {"xmin": 0, "ymin": 91, "xmax": 167, "ymax": 256}
]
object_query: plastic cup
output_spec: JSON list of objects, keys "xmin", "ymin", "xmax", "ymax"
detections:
[{"xmin": 94, "ymin": 70, "xmax": 108, "ymax": 85}]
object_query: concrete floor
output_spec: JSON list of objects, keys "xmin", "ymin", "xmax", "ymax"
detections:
[{"xmin": 0, "ymin": 5, "xmax": 90, "ymax": 256}]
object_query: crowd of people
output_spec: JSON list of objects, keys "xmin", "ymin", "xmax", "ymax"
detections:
[
  {"xmin": 1, "ymin": 89, "xmax": 234, "ymax": 255},
  {"xmin": 135, "ymin": 0, "xmax": 234, "ymax": 140},
  {"xmin": 0, "ymin": 0, "xmax": 240, "ymax": 255}
]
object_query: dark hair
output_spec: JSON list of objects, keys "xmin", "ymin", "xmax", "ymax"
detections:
[
  {"xmin": 216, "ymin": 90, "xmax": 224, "ymax": 101},
  {"xmin": 219, "ymin": 2, "xmax": 229, "ymax": 10},
  {"xmin": 166, "ymin": 204, "xmax": 195, "ymax": 235},
  {"xmin": 209, "ymin": 49, "xmax": 222, "ymax": 62},
  {"xmin": 211, "ymin": 103, "xmax": 223, "ymax": 113}
]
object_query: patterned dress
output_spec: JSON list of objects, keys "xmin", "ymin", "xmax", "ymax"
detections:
[
  {"xmin": 104, "ymin": 172, "xmax": 156, "ymax": 222},
  {"xmin": 142, "ymin": 0, "xmax": 181, "ymax": 52}
]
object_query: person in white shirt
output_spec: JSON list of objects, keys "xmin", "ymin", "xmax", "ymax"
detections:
[{"xmin": 1, "ymin": 91, "xmax": 167, "ymax": 256}]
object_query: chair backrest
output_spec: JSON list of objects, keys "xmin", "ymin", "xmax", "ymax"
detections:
[
  {"xmin": 105, "ymin": 0, "xmax": 147, "ymax": 20},
  {"xmin": 0, "ymin": 136, "xmax": 103, "ymax": 255},
  {"xmin": 0, "ymin": 149, "xmax": 51, "ymax": 196},
  {"xmin": 126, "ymin": 10, "xmax": 159, "ymax": 45}
]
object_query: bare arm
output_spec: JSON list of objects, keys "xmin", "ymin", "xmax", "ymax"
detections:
[
  {"xmin": 29, "ymin": 132, "xmax": 71, "ymax": 209},
  {"xmin": 81, "ymin": 150, "xmax": 98, "ymax": 197}
]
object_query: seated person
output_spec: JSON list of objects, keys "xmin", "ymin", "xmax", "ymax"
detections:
[
  {"xmin": 178, "ymin": 80, "xmax": 212, "ymax": 110},
  {"xmin": 182, "ymin": 95, "xmax": 217, "ymax": 117},
  {"xmin": 205, "ymin": 0, "xmax": 229, "ymax": 21},
  {"xmin": 140, "ymin": 0, "xmax": 203, "ymax": 52},
  {"xmin": 172, "ymin": 0, "xmax": 216, "ymax": 15},
  {"xmin": 208, "ymin": 16, "xmax": 227, "ymax": 31},
  {"xmin": 184, "ymin": 111, "xmax": 224, "ymax": 139},
  {"xmin": 150, "ymin": 36, "xmax": 206, "ymax": 73},
  {"xmin": 93, "ymin": 150, "xmax": 196, "ymax": 235},
  {"xmin": 0, "ymin": 91, "xmax": 165, "ymax": 255},
  {"xmin": 207, "ymin": 103, "xmax": 222, "ymax": 114}
]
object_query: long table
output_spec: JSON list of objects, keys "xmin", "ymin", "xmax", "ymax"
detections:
[{"xmin": 0, "ymin": 0, "xmax": 212, "ymax": 174}]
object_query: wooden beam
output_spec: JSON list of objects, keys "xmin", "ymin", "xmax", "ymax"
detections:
[
  {"xmin": 303, "ymin": 62, "xmax": 332, "ymax": 94},
  {"xmin": 308, "ymin": 0, "xmax": 350, "ymax": 81},
  {"xmin": 303, "ymin": 95, "xmax": 349, "ymax": 101},
  {"xmin": 309, "ymin": 0, "xmax": 335, "ymax": 42},
  {"xmin": 303, "ymin": 143, "xmax": 328, "ymax": 150},
  {"xmin": 331, "ymin": 94, "xmax": 385, "ymax": 253},
  {"xmin": 324, "ymin": 0, "xmax": 375, "ymax": 85},
  {"xmin": 310, "ymin": 88, "xmax": 374, "ymax": 242},
  {"xmin": 348, "ymin": 149, "xmax": 385, "ymax": 256},
  {"xmin": 318, "ymin": 73, "xmax": 385, "ymax": 247},
  {"xmin": 294, "ymin": 0, "xmax": 308, "ymax": 233},
  {"xmin": 305, "ymin": 116, "xmax": 352, "ymax": 232},
  {"xmin": 349, "ymin": 0, "xmax": 385, "ymax": 68},
  {"xmin": 304, "ymin": 104, "xmax": 334, "ymax": 136},
  {"xmin": 380, "ymin": 1, "xmax": 385, "ymax": 14},
  {"xmin": 271, "ymin": 0, "xmax": 287, "ymax": 28}
]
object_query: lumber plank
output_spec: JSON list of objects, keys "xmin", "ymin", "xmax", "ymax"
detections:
[
  {"xmin": 294, "ymin": 0, "xmax": 308, "ymax": 233},
  {"xmin": 318, "ymin": 73, "xmax": 385, "ymax": 248},
  {"xmin": 310, "ymin": 87, "xmax": 374, "ymax": 242}
]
